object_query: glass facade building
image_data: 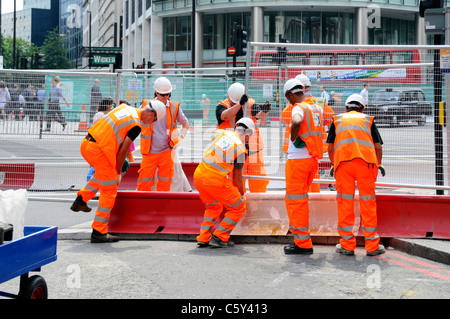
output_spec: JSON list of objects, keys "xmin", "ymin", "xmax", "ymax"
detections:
[{"xmin": 60, "ymin": 0, "xmax": 83, "ymax": 68}]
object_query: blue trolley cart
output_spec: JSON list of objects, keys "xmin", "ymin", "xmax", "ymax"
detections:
[{"xmin": 0, "ymin": 226, "xmax": 58, "ymax": 299}]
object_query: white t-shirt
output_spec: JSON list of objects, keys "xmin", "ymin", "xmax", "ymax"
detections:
[{"xmin": 287, "ymin": 103, "xmax": 323, "ymax": 160}]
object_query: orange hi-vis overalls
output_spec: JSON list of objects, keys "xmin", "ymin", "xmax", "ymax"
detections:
[
  {"xmin": 137, "ymin": 100, "xmax": 180, "ymax": 191},
  {"xmin": 281, "ymin": 104, "xmax": 295, "ymax": 154},
  {"xmin": 244, "ymin": 98, "xmax": 269, "ymax": 193},
  {"xmin": 195, "ymin": 129, "xmax": 247, "ymax": 243},
  {"xmin": 77, "ymin": 104, "xmax": 142, "ymax": 234},
  {"xmin": 285, "ymin": 102, "xmax": 323, "ymax": 249},
  {"xmin": 332, "ymin": 111, "xmax": 380, "ymax": 253}
]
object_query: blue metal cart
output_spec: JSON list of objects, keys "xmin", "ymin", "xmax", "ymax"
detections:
[{"xmin": 0, "ymin": 226, "xmax": 58, "ymax": 299}]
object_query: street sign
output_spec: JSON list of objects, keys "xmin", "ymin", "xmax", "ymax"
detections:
[
  {"xmin": 228, "ymin": 47, "xmax": 236, "ymax": 56},
  {"xmin": 92, "ymin": 54, "xmax": 117, "ymax": 66}
]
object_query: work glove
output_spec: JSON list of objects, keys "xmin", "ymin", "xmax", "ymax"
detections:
[
  {"xmin": 329, "ymin": 166, "xmax": 334, "ymax": 177},
  {"xmin": 378, "ymin": 165, "xmax": 386, "ymax": 177},
  {"xmin": 261, "ymin": 101, "xmax": 271, "ymax": 112},
  {"xmin": 121, "ymin": 158, "xmax": 130, "ymax": 174},
  {"xmin": 292, "ymin": 136, "xmax": 305, "ymax": 149},
  {"xmin": 239, "ymin": 94, "xmax": 248, "ymax": 106}
]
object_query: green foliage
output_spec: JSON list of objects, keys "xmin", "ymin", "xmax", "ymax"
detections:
[
  {"xmin": 1, "ymin": 34, "xmax": 39, "ymax": 69},
  {"xmin": 40, "ymin": 28, "xmax": 73, "ymax": 69}
]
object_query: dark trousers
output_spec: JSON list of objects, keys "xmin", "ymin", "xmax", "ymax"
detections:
[{"xmin": 45, "ymin": 102, "xmax": 66, "ymax": 129}]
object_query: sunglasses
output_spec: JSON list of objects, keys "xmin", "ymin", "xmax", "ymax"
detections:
[{"xmin": 157, "ymin": 93, "xmax": 170, "ymax": 97}]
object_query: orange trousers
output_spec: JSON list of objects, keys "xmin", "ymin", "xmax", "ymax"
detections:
[
  {"xmin": 137, "ymin": 149, "xmax": 174, "ymax": 191},
  {"xmin": 78, "ymin": 138, "xmax": 119, "ymax": 234},
  {"xmin": 285, "ymin": 157, "xmax": 318, "ymax": 249},
  {"xmin": 243, "ymin": 150, "xmax": 269, "ymax": 193},
  {"xmin": 194, "ymin": 170, "xmax": 246, "ymax": 243},
  {"xmin": 335, "ymin": 158, "xmax": 380, "ymax": 252}
]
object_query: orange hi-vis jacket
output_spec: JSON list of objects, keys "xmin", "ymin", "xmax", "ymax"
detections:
[
  {"xmin": 304, "ymin": 96, "xmax": 334, "ymax": 153},
  {"xmin": 246, "ymin": 98, "xmax": 264, "ymax": 153},
  {"xmin": 332, "ymin": 111, "xmax": 378, "ymax": 171},
  {"xmin": 282, "ymin": 104, "xmax": 295, "ymax": 153},
  {"xmin": 218, "ymin": 98, "xmax": 238, "ymax": 130},
  {"xmin": 295, "ymin": 102, "xmax": 324, "ymax": 159},
  {"xmin": 88, "ymin": 103, "xmax": 142, "ymax": 169},
  {"xmin": 197, "ymin": 129, "xmax": 247, "ymax": 184},
  {"xmin": 139, "ymin": 99, "xmax": 180, "ymax": 154}
]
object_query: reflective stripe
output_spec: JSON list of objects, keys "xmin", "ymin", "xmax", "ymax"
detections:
[
  {"xmin": 362, "ymin": 226, "xmax": 377, "ymax": 233},
  {"xmin": 222, "ymin": 217, "xmax": 238, "ymax": 226},
  {"xmin": 201, "ymin": 224, "xmax": 213, "ymax": 232},
  {"xmin": 289, "ymin": 225, "xmax": 309, "ymax": 232},
  {"xmin": 202, "ymin": 157, "xmax": 231, "ymax": 173},
  {"xmin": 365, "ymin": 234, "xmax": 379, "ymax": 241},
  {"xmin": 97, "ymin": 206, "xmax": 112, "ymax": 213},
  {"xmin": 338, "ymin": 226, "xmax": 353, "ymax": 232},
  {"xmin": 85, "ymin": 184, "xmax": 98, "ymax": 193},
  {"xmin": 206, "ymin": 200, "xmax": 218, "ymax": 207},
  {"xmin": 335, "ymin": 137, "xmax": 375, "ymax": 150},
  {"xmin": 157, "ymin": 175, "xmax": 171, "ymax": 182},
  {"xmin": 341, "ymin": 235, "xmax": 354, "ymax": 240},
  {"xmin": 337, "ymin": 193, "xmax": 354, "ymax": 200},
  {"xmin": 138, "ymin": 177, "xmax": 154, "ymax": 183},
  {"xmin": 141, "ymin": 134, "xmax": 152, "ymax": 141},
  {"xmin": 228, "ymin": 196, "xmax": 244, "ymax": 208},
  {"xmin": 286, "ymin": 193, "xmax": 309, "ymax": 200},
  {"xmin": 101, "ymin": 179, "xmax": 119, "ymax": 186},
  {"xmin": 337, "ymin": 125, "xmax": 371, "ymax": 135},
  {"xmin": 293, "ymin": 233, "xmax": 310, "ymax": 240},
  {"xmin": 94, "ymin": 215, "xmax": 109, "ymax": 223},
  {"xmin": 203, "ymin": 216, "xmax": 217, "ymax": 223},
  {"xmin": 216, "ymin": 224, "xmax": 232, "ymax": 234}
]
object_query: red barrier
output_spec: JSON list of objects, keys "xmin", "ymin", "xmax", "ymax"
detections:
[
  {"xmin": 0, "ymin": 163, "xmax": 35, "ymax": 190},
  {"xmin": 118, "ymin": 162, "xmax": 198, "ymax": 190},
  {"xmin": 373, "ymin": 194, "xmax": 450, "ymax": 239},
  {"xmin": 108, "ymin": 191, "xmax": 450, "ymax": 239}
]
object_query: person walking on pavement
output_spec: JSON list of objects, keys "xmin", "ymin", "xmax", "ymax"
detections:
[
  {"xmin": 89, "ymin": 79, "xmax": 103, "ymax": 126},
  {"xmin": 137, "ymin": 77, "xmax": 190, "ymax": 192},
  {"xmin": 327, "ymin": 93, "xmax": 386, "ymax": 256},
  {"xmin": 283, "ymin": 78, "xmax": 324, "ymax": 255},
  {"xmin": 45, "ymin": 76, "xmax": 69, "ymax": 131},
  {"xmin": 70, "ymin": 100, "xmax": 166, "ymax": 243},
  {"xmin": 195, "ymin": 117, "xmax": 255, "ymax": 248}
]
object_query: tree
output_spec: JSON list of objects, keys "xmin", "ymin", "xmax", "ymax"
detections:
[
  {"xmin": 0, "ymin": 34, "xmax": 39, "ymax": 69},
  {"xmin": 40, "ymin": 28, "xmax": 73, "ymax": 69}
]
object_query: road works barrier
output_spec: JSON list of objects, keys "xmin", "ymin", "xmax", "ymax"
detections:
[{"xmin": 108, "ymin": 191, "xmax": 450, "ymax": 239}]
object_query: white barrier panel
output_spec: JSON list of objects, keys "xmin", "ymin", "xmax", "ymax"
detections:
[{"xmin": 0, "ymin": 189, "xmax": 27, "ymax": 240}]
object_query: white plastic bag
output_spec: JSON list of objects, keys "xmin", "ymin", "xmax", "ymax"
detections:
[{"xmin": 0, "ymin": 189, "xmax": 28, "ymax": 240}]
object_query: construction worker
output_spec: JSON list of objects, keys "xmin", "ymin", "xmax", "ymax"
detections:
[
  {"xmin": 70, "ymin": 100, "xmax": 166, "ymax": 243},
  {"xmin": 327, "ymin": 93, "xmax": 386, "ymax": 256},
  {"xmin": 195, "ymin": 117, "xmax": 255, "ymax": 248},
  {"xmin": 283, "ymin": 78, "xmax": 323, "ymax": 255},
  {"xmin": 217, "ymin": 82, "xmax": 270, "ymax": 192},
  {"xmin": 137, "ymin": 77, "xmax": 190, "ymax": 192},
  {"xmin": 296, "ymin": 73, "xmax": 334, "ymax": 192}
]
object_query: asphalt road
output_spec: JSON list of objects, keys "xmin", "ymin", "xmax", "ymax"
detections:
[{"xmin": 0, "ymin": 197, "xmax": 449, "ymax": 301}]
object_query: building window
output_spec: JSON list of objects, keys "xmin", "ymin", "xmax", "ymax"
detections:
[
  {"xmin": 163, "ymin": 16, "xmax": 191, "ymax": 51},
  {"xmin": 368, "ymin": 17, "xmax": 415, "ymax": 45}
]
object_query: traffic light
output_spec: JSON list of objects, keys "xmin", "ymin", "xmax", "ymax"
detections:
[
  {"xmin": 34, "ymin": 53, "xmax": 45, "ymax": 69},
  {"xmin": 147, "ymin": 61, "xmax": 156, "ymax": 69},
  {"xmin": 275, "ymin": 35, "xmax": 288, "ymax": 64},
  {"xmin": 20, "ymin": 57, "xmax": 28, "ymax": 69},
  {"xmin": 235, "ymin": 25, "xmax": 247, "ymax": 57},
  {"xmin": 136, "ymin": 64, "xmax": 143, "ymax": 69},
  {"xmin": 419, "ymin": 0, "xmax": 443, "ymax": 18}
]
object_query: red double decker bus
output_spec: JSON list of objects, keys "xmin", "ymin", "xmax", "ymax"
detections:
[{"xmin": 252, "ymin": 49, "xmax": 422, "ymax": 83}]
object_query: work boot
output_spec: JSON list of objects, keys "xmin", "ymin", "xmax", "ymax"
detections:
[
  {"xmin": 283, "ymin": 243, "xmax": 313, "ymax": 255},
  {"xmin": 366, "ymin": 244, "xmax": 386, "ymax": 256},
  {"xmin": 197, "ymin": 241, "xmax": 210, "ymax": 248},
  {"xmin": 70, "ymin": 195, "xmax": 92, "ymax": 212},
  {"xmin": 335, "ymin": 244, "xmax": 355, "ymax": 256},
  {"xmin": 90, "ymin": 230, "xmax": 119, "ymax": 243},
  {"xmin": 209, "ymin": 235, "xmax": 234, "ymax": 248}
]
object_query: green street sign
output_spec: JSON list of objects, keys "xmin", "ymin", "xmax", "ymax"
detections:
[{"xmin": 92, "ymin": 54, "xmax": 117, "ymax": 66}]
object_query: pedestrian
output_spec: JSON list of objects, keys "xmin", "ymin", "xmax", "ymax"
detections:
[
  {"xmin": 7, "ymin": 84, "xmax": 19, "ymax": 120},
  {"xmin": 137, "ymin": 77, "xmax": 190, "ymax": 192},
  {"xmin": 283, "ymin": 78, "xmax": 324, "ymax": 255},
  {"xmin": 201, "ymin": 94, "xmax": 210, "ymax": 123},
  {"xmin": 37, "ymin": 85, "xmax": 46, "ymax": 118},
  {"xmin": 70, "ymin": 100, "xmax": 167, "ymax": 243},
  {"xmin": 195, "ymin": 117, "xmax": 255, "ymax": 248},
  {"xmin": 89, "ymin": 79, "xmax": 103, "ymax": 126},
  {"xmin": 0, "ymin": 81, "xmax": 10, "ymax": 120},
  {"xmin": 320, "ymin": 86, "xmax": 330, "ymax": 104},
  {"xmin": 360, "ymin": 83, "xmax": 370, "ymax": 106},
  {"xmin": 327, "ymin": 93, "xmax": 386, "ymax": 256},
  {"xmin": 44, "ymin": 76, "xmax": 69, "ymax": 131}
]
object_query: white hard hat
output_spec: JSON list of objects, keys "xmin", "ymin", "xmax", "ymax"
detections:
[
  {"xmin": 236, "ymin": 117, "xmax": 255, "ymax": 137},
  {"xmin": 202, "ymin": 94, "xmax": 206, "ymax": 99},
  {"xmin": 153, "ymin": 77, "xmax": 172, "ymax": 94},
  {"xmin": 227, "ymin": 82, "xmax": 245, "ymax": 104},
  {"xmin": 345, "ymin": 93, "xmax": 366, "ymax": 108},
  {"xmin": 148, "ymin": 100, "xmax": 166, "ymax": 121},
  {"xmin": 295, "ymin": 74, "xmax": 311, "ymax": 87},
  {"xmin": 284, "ymin": 78, "xmax": 303, "ymax": 96}
]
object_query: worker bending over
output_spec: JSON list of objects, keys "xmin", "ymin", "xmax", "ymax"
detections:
[
  {"xmin": 327, "ymin": 94, "xmax": 386, "ymax": 256},
  {"xmin": 70, "ymin": 101, "xmax": 166, "ymax": 243},
  {"xmin": 195, "ymin": 117, "xmax": 255, "ymax": 248},
  {"xmin": 283, "ymin": 78, "xmax": 323, "ymax": 255}
]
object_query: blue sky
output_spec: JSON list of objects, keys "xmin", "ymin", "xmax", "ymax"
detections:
[{"xmin": 2, "ymin": 1, "xmax": 24, "ymax": 14}]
